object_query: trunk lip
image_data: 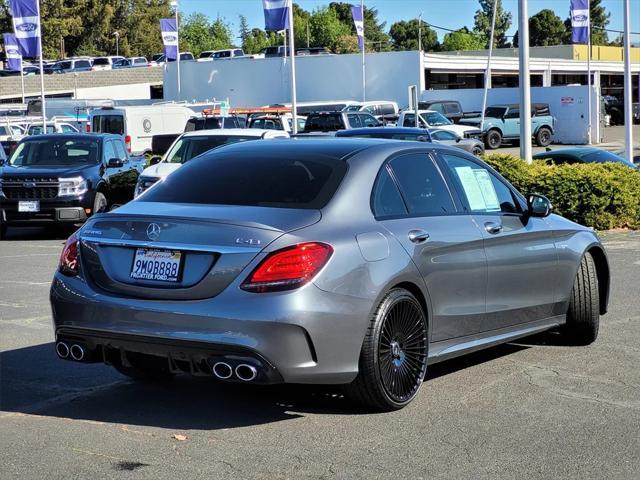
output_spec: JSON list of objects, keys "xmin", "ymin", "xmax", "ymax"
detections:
[{"xmin": 79, "ymin": 236, "xmax": 262, "ymax": 255}]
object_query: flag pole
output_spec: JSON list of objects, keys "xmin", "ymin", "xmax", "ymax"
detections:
[
  {"xmin": 587, "ymin": 0, "xmax": 592, "ymax": 145},
  {"xmin": 36, "ymin": 0, "xmax": 45, "ymax": 129},
  {"xmin": 480, "ymin": 0, "xmax": 498, "ymax": 135},
  {"xmin": 19, "ymin": 59, "xmax": 25, "ymax": 104},
  {"xmin": 622, "ymin": 0, "xmax": 633, "ymax": 163},
  {"xmin": 175, "ymin": 1, "xmax": 181, "ymax": 100},
  {"xmin": 361, "ymin": 0, "xmax": 365, "ymax": 103},
  {"xmin": 287, "ymin": 0, "xmax": 298, "ymax": 134}
]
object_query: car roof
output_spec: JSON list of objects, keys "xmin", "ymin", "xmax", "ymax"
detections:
[
  {"xmin": 336, "ymin": 127, "xmax": 428, "ymax": 136},
  {"xmin": 532, "ymin": 147, "xmax": 600, "ymax": 159},
  {"xmin": 181, "ymin": 128, "xmax": 284, "ymax": 138},
  {"xmin": 21, "ymin": 133, "xmax": 117, "ymax": 141}
]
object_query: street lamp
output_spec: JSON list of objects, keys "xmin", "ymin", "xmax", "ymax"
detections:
[
  {"xmin": 113, "ymin": 31, "xmax": 120, "ymax": 57},
  {"xmin": 170, "ymin": 0, "xmax": 181, "ymax": 98}
]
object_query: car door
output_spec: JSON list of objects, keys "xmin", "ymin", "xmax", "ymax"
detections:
[
  {"xmin": 373, "ymin": 151, "xmax": 488, "ymax": 342},
  {"xmin": 104, "ymin": 139, "xmax": 128, "ymax": 205},
  {"xmin": 503, "ymin": 107, "xmax": 520, "ymax": 138},
  {"xmin": 439, "ymin": 153, "xmax": 558, "ymax": 331}
]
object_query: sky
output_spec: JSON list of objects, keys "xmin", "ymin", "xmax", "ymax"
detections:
[{"xmin": 180, "ymin": 0, "xmax": 640, "ymax": 42}]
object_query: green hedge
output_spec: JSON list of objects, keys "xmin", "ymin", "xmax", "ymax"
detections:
[{"xmin": 483, "ymin": 154, "xmax": 640, "ymax": 230}]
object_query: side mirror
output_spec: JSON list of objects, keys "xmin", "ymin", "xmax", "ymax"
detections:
[
  {"xmin": 107, "ymin": 158, "xmax": 124, "ymax": 168},
  {"xmin": 456, "ymin": 137, "xmax": 461, "ymax": 143},
  {"xmin": 0, "ymin": 157, "xmax": 5, "ymax": 166},
  {"xmin": 528, "ymin": 194, "xmax": 552, "ymax": 218},
  {"xmin": 149, "ymin": 155, "xmax": 162, "ymax": 166}
]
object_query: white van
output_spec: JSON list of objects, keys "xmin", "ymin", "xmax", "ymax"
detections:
[
  {"xmin": 89, "ymin": 105, "xmax": 196, "ymax": 155},
  {"xmin": 343, "ymin": 101, "xmax": 399, "ymax": 121}
]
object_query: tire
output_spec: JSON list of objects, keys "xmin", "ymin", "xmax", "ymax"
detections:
[
  {"xmin": 535, "ymin": 127, "xmax": 553, "ymax": 147},
  {"xmin": 563, "ymin": 252, "xmax": 600, "ymax": 345},
  {"xmin": 93, "ymin": 192, "xmax": 108, "ymax": 215},
  {"xmin": 485, "ymin": 129, "xmax": 502, "ymax": 149},
  {"xmin": 472, "ymin": 146, "xmax": 484, "ymax": 156},
  {"xmin": 345, "ymin": 288, "xmax": 428, "ymax": 411}
]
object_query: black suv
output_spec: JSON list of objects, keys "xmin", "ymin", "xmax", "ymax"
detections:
[
  {"xmin": 0, "ymin": 134, "xmax": 143, "ymax": 238},
  {"xmin": 302, "ymin": 111, "xmax": 381, "ymax": 133}
]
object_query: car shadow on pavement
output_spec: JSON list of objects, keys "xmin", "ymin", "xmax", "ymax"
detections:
[
  {"xmin": 1, "ymin": 339, "xmax": 538, "ymax": 429},
  {"xmin": 3, "ymin": 226, "xmax": 76, "ymax": 241}
]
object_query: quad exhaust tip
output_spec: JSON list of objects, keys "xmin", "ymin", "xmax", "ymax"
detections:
[
  {"xmin": 55, "ymin": 342, "xmax": 69, "ymax": 359},
  {"xmin": 70, "ymin": 344, "xmax": 85, "ymax": 361},
  {"xmin": 235, "ymin": 364, "xmax": 258, "ymax": 382},
  {"xmin": 212, "ymin": 362, "xmax": 233, "ymax": 380}
]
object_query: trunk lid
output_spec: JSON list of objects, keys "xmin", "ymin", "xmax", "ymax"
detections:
[{"xmin": 79, "ymin": 202, "xmax": 321, "ymax": 300}]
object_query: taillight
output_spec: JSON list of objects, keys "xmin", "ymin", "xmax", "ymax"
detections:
[
  {"xmin": 59, "ymin": 232, "xmax": 79, "ymax": 276},
  {"xmin": 85, "ymin": 123, "xmax": 91, "ymax": 133},
  {"xmin": 124, "ymin": 135, "xmax": 131, "ymax": 153},
  {"xmin": 241, "ymin": 242, "xmax": 333, "ymax": 293}
]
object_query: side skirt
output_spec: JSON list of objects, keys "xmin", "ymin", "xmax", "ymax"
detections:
[{"xmin": 427, "ymin": 315, "xmax": 565, "ymax": 365}]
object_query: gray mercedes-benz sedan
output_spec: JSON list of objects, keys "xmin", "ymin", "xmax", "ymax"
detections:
[{"xmin": 50, "ymin": 139, "xmax": 610, "ymax": 411}]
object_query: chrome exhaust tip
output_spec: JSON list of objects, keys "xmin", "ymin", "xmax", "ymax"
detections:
[
  {"xmin": 70, "ymin": 344, "xmax": 85, "ymax": 361},
  {"xmin": 212, "ymin": 362, "xmax": 233, "ymax": 380},
  {"xmin": 55, "ymin": 342, "xmax": 69, "ymax": 359},
  {"xmin": 235, "ymin": 364, "xmax": 258, "ymax": 382}
]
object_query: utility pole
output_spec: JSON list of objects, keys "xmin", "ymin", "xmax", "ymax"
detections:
[
  {"xmin": 622, "ymin": 0, "xmax": 633, "ymax": 163},
  {"xmin": 418, "ymin": 12, "xmax": 422, "ymax": 52},
  {"xmin": 480, "ymin": 0, "xmax": 498, "ymax": 133},
  {"xmin": 518, "ymin": 0, "xmax": 532, "ymax": 164}
]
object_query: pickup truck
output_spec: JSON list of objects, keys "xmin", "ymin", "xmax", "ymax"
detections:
[
  {"xmin": 0, "ymin": 133, "xmax": 144, "ymax": 238},
  {"xmin": 458, "ymin": 103, "xmax": 556, "ymax": 149},
  {"xmin": 398, "ymin": 110, "xmax": 482, "ymax": 140}
]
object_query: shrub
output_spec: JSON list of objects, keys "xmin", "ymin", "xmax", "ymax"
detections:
[{"xmin": 483, "ymin": 154, "xmax": 640, "ymax": 230}]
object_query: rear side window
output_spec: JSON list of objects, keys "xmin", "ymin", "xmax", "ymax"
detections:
[
  {"xmin": 372, "ymin": 166, "xmax": 407, "ymax": 218},
  {"xmin": 304, "ymin": 114, "xmax": 344, "ymax": 132},
  {"xmin": 347, "ymin": 114, "xmax": 362, "ymax": 128},
  {"xmin": 93, "ymin": 58, "xmax": 109, "ymax": 66},
  {"xmin": 76, "ymin": 60, "xmax": 91, "ymax": 68},
  {"xmin": 142, "ymin": 151, "xmax": 347, "ymax": 209},
  {"xmin": 380, "ymin": 104, "xmax": 396, "ymax": 115},
  {"xmin": 388, "ymin": 153, "xmax": 456, "ymax": 216},
  {"xmin": 445, "ymin": 103, "xmax": 461, "ymax": 114},
  {"xmin": 92, "ymin": 114, "xmax": 124, "ymax": 135}
]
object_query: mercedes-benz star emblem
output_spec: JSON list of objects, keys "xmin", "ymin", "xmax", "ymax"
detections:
[{"xmin": 146, "ymin": 223, "xmax": 161, "ymax": 241}]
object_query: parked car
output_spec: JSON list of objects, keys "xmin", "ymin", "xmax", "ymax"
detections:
[
  {"xmin": 197, "ymin": 49, "xmax": 245, "ymax": 61},
  {"xmin": 259, "ymin": 46, "xmax": 330, "ymax": 57},
  {"xmin": 185, "ymin": 115, "xmax": 245, "ymax": 131},
  {"xmin": 248, "ymin": 113, "xmax": 306, "ymax": 133},
  {"xmin": 335, "ymin": 127, "xmax": 484, "ymax": 156},
  {"xmin": 0, "ymin": 123, "xmax": 26, "ymax": 141},
  {"xmin": 44, "ymin": 58, "xmax": 92, "ymax": 74},
  {"xmin": 417, "ymin": 100, "xmax": 465, "ymax": 124},
  {"xmin": 91, "ymin": 56, "xmax": 125, "ymax": 71},
  {"xmin": 135, "ymin": 129, "xmax": 289, "ymax": 197},
  {"xmin": 27, "ymin": 121, "xmax": 79, "ymax": 135},
  {"xmin": 398, "ymin": 110, "xmax": 482, "ymax": 140},
  {"xmin": 459, "ymin": 104, "xmax": 556, "ymax": 149},
  {"xmin": 50, "ymin": 139, "xmax": 609, "ymax": 411},
  {"xmin": 303, "ymin": 111, "xmax": 381, "ymax": 132},
  {"xmin": 113, "ymin": 57, "xmax": 149, "ymax": 69},
  {"xmin": 0, "ymin": 133, "xmax": 144, "ymax": 238},
  {"xmin": 89, "ymin": 105, "xmax": 196, "ymax": 155},
  {"xmin": 272, "ymin": 101, "xmax": 360, "ymax": 116},
  {"xmin": 343, "ymin": 101, "xmax": 399, "ymax": 122},
  {"xmin": 533, "ymin": 147, "xmax": 638, "ymax": 170}
]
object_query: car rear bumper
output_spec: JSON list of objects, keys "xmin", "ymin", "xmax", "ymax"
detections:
[{"xmin": 50, "ymin": 273, "xmax": 373, "ymax": 385}]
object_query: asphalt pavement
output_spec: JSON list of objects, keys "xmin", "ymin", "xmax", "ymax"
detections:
[{"xmin": 1, "ymin": 227, "xmax": 639, "ymax": 479}]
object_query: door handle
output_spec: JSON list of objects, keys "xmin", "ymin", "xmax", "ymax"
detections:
[
  {"xmin": 484, "ymin": 222, "xmax": 503, "ymax": 234},
  {"xmin": 408, "ymin": 230, "xmax": 430, "ymax": 243}
]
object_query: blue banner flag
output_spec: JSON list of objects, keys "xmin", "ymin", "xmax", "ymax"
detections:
[
  {"xmin": 351, "ymin": 4, "xmax": 365, "ymax": 51},
  {"xmin": 160, "ymin": 18, "xmax": 179, "ymax": 61},
  {"xmin": 263, "ymin": 0, "xmax": 289, "ymax": 32},
  {"xmin": 7, "ymin": 0, "xmax": 41, "ymax": 58},
  {"xmin": 570, "ymin": 0, "xmax": 590, "ymax": 44},
  {"xmin": 3, "ymin": 33, "xmax": 22, "ymax": 71}
]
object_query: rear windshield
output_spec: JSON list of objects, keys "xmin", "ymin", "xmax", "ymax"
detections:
[
  {"xmin": 142, "ymin": 151, "xmax": 347, "ymax": 209},
  {"xmin": 93, "ymin": 58, "xmax": 110, "ymax": 66},
  {"xmin": 92, "ymin": 114, "xmax": 124, "ymax": 135},
  {"xmin": 9, "ymin": 138, "xmax": 99, "ymax": 167},
  {"xmin": 304, "ymin": 114, "xmax": 344, "ymax": 132},
  {"xmin": 581, "ymin": 150, "xmax": 636, "ymax": 167}
]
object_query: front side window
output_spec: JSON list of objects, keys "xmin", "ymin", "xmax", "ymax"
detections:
[
  {"xmin": 388, "ymin": 153, "xmax": 456, "ymax": 216},
  {"xmin": 360, "ymin": 114, "xmax": 379, "ymax": 128},
  {"xmin": 103, "ymin": 140, "xmax": 117, "ymax": 161},
  {"xmin": 441, "ymin": 154, "xmax": 520, "ymax": 214},
  {"xmin": 431, "ymin": 130, "xmax": 459, "ymax": 141},
  {"xmin": 505, "ymin": 108, "xmax": 520, "ymax": 119},
  {"xmin": 372, "ymin": 166, "xmax": 408, "ymax": 218},
  {"xmin": 347, "ymin": 114, "xmax": 362, "ymax": 128},
  {"xmin": 424, "ymin": 112, "xmax": 452, "ymax": 126}
]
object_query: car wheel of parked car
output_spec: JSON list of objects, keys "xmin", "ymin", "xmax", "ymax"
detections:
[
  {"xmin": 345, "ymin": 288, "xmax": 428, "ymax": 411},
  {"xmin": 472, "ymin": 146, "xmax": 484, "ymax": 156},
  {"xmin": 486, "ymin": 129, "xmax": 502, "ymax": 149},
  {"xmin": 536, "ymin": 127, "xmax": 553, "ymax": 147},
  {"xmin": 563, "ymin": 252, "xmax": 600, "ymax": 345},
  {"xmin": 93, "ymin": 192, "xmax": 108, "ymax": 215}
]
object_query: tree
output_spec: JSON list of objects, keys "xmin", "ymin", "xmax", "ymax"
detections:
[
  {"xmin": 473, "ymin": 0, "xmax": 512, "ymax": 48},
  {"xmin": 180, "ymin": 13, "xmax": 214, "ymax": 56},
  {"xmin": 243, "ymin": 28, "xmax": 279, "ymax": 54},
  {"xmin": 563, "ymin": 0, "xmax": 611, "ymax": 45},
  {"xmin": 308, "ymin": 6, "xmax": 351, "ymax": 53},
  {"xmin": 513, "ymin": 9, "xmax": 566, "ymax": 48},
  {"xmin": 333, "ymin": 34, "xmax": 360, "ymax": 54},
  {"xmin": 328, "ymin": 2, "xmax": 391, "ymax": 51},
  {"xmin": 441, "ymin": 27, "xmax": 485, "ymax": 51},
  {"xmin": 389, "ymin": 19, "xmax": 438, "ymax": 52}
]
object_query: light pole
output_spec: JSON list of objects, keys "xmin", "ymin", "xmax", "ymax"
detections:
[
  {"xmin": 622, "ymin": 0, "xmax": 633, "ymax": 163},
  {"xmin": 113, "ymin": 31, "xmax": 119, "ymax": 57},
  {"xmin": 170, "ymin": 0, "xmax": 181, "ymax": 99},
  {"xmin": 518, "ymin": 0, "xmax": 532, "ymax": 164}
]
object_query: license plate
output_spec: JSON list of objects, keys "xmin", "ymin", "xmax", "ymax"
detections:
[
  {"xmin": 18, "ymin": 201, "xmax": 39, "ymax": 213},
  {"xmin": 130, "ymin": 248, "xmax": 182, "ymax": 282}
]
